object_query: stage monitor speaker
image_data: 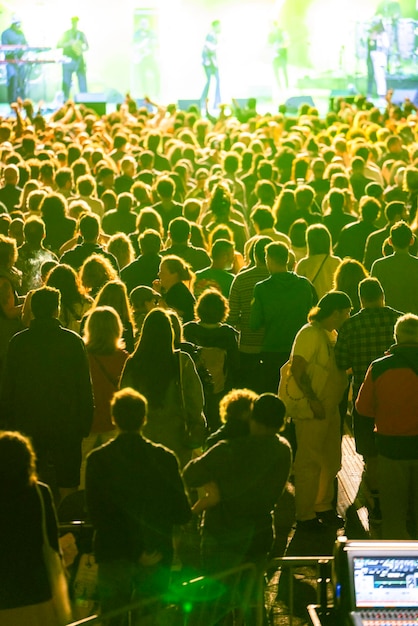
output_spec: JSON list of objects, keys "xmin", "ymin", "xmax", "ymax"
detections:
[
  {"xmin": 387, "ymin": 75, "xmax": 418, "ymax": 90},
  {"xmin": 391, "ymin": 89, "xmax": 418, "ymax": 105},
  {"xmin": 284, "ymin": 95, "xmax": 315, "ymax": 113},
  {"xmin": 74, "ymin": 93, "xmax": 107, "ymax": 116},
  {"xmin": 177, "ymin": 99, "xmax": 201, "ymax": 111}
]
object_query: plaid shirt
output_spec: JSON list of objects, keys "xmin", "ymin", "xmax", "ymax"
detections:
[{"xmin": 335, "ymin": 306, "xmax": 402, "ymax": 399}]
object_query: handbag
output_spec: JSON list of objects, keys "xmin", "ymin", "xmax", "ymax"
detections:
[
  {"xmin": 278, "ymin": 360, "xmax": 314, "ymax": 420},
  {"xmin": 73, "ymin": 553, "xmax": 99, "ymax": 620},
  {"xmin": 36, "ymin": 484, "xmax": 72, "ymax": 626}
]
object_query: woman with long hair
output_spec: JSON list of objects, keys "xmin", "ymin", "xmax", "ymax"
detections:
[
  {"xmin": 204, "ymin": 182, "xmax": 249, "ymax": 254},
  {"xmin": 333, "ymin": 258, "xmax": 368, "ymax": 315},
  {"xmin": 0, "ymin": 431, "xmax": 70, "ymax": 626},
  {"xmin": 80, "ymin": 306, "xmax": 129, "ymax": 486},
  {"xmin": 0, "ymin": 234, "xmax": 22, "ymax": 319},
  {"xmin": 288, "ymin": 218, "xmax": 308, "ymax": 264},
  {"xmin": 273, "ymin": 188, "xmax": 297, "ymax": 235},
  {"xmin": 86, "ymin": 280, "xmax": 135, "ymax": 352},
  {"xmin": 296, "ymin": 224, "xmax": 342, "ymax": 299},
  {"xmin": 46, "ymin": 263, "xmax": 93, "ymax": 334},
  {"xmin": 156, "ymin": 255, "xmax": 196, "ymax": 323},
  {"xmin": 120, "ymin": 308, "xmax": 205, "ymax": 466},
  {"xmin": 0, "ymin": 235, "xmax": 24, "ymax": 377}
]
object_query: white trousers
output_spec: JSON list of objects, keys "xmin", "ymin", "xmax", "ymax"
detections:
[
  {"xmin": 294, "ymin": 410, "xmax": 342, "ymax": 521},
  {"xmin": 370, "ymin": 50, "xmax": 387, "ymax": 97}
]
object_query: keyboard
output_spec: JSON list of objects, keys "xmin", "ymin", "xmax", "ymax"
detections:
[{"xmin": 356, "ymin": 609, "xmax": 418, "ymax": 626}]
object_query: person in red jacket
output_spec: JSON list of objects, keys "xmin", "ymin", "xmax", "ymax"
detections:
[{"xmin": 356, "ymin": 313, "xmax": 418, "ymax": 539}]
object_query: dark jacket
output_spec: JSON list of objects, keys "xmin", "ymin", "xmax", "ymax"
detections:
[
  {"xmin": 121, "ymin": 253, "xmax": 162, "ymax": 292},
  {"xmin": 101, "ymin": 210, "xmax": 137, "ymax": 236},
  {"xmin": 334, "ymin": 220, "xmax": 377, "ymax": 262},
  {"xmin": 183, "ymin": 434, "xmax": 291, "ymax": 569},
  {"xmin": 161, "ymin": 243, "xmax": 211, "ymax": 272},
  {"xmin": 85, "ymin": 433, "xmax": 191, "ymax": 564},
  {"xmin": 0, "ymin": 317, "xmax": 94, "ymax": 443},
  {"xmin": 43, "ymin": 215, "xmax": 77, "ymax": 254},
  {"xmin": 60, "ymin": 242, "xmax": 119, "ymax": 272},
  {"xmin": 250, "ymin": 271, "xmax": 315, "ymax": 353},
  {"xmin": 0, "ymin": 482, "xmax": 59, "ymax": 609}
]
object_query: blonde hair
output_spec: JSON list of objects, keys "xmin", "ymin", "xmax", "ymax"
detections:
[
  {"xmin": 0, "ymin": 431, "xmax": 37, "ymax": 495},
  {"xmin": 79, "ymin": 254, "xmax": 118, "ymax": 293},
  {"xmin": 106, "ymin": 233, "xmax": 135, "ymax": 270},
  {"xmin": 219, "ymin": 388, "xmax": 258, "ymax": 424},
  {"xmin": 84, "ymin": 305, "xmax": 124, "ymax": 354},
  {"xmin": 94, "ymin": 279, "xmax": 134, "ymax": 328}
]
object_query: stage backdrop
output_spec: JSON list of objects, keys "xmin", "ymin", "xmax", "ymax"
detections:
[{"xmin": 0, "ymin": 0, "xmax": 416, "ymax": 103}]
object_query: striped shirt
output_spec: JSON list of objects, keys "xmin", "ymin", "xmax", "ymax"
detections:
[{"xmin": 228, "ymin": 266, "xmax": 269, "ymax": 353}]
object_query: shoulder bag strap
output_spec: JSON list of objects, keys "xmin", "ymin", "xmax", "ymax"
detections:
[
  {"xmin": 35, "ymin": 483, "xmax": 49, "ymax": 548},
  {"xmin": 311, "ymin": 254, "xmax": 329, "ymax": 284},
  {"xmin": 177, "ymin": 350, "xmax": 186, "ymax": 410},
  {"xmin": 91, "ymin": 354, "xmax": 119, "ymax": 388}
]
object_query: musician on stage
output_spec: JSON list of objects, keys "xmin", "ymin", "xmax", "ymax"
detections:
[
  {"xmin": 133, "ymin": 18, "xmax": 159, "ymax": 98},
  {"xmin": 268, "ymin": 21, "xmax": 289, "ymax": 90},
  {"xmin": 201, "ymin": 19, "xmax": 221, "ymax": 109},
  {"xmin": 57, "ymin": 16, "xmax": 88, "ymax": 101},
  {"xmin": 1, "ymin": 15, "xmax": 28, "ymax": 104},
  {"xmin": 367, "ymin": 20, "xmax": 390, "ymax": 98}
]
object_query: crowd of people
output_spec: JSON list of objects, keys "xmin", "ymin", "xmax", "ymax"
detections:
[{"xmin": 0, "ymin": 88, "xmax": 418, "ymax": 623}]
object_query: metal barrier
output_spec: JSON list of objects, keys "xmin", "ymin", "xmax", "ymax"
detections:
[
  {"xmin": 267, "ymin": 556, "xmax": 334, "ymax": 626},
  {"xmin": 67, "ymin": 561, "xmax": 259, "ymax": 626}
]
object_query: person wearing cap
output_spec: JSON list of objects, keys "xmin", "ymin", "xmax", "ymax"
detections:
[
  {"xmin": 57, "ymin": 16, "xmax": 88, "ymax": 101},
  {"xmin": 1, "ymin": 16, "xmax": 28, "ymax": 104},
  {"xmin": 183, "ymin": 393, "xmax": 292, "ymax": 573},
  {"xmin": 290, "ymin": 291, "xmax": 351, "ymax": 531}
]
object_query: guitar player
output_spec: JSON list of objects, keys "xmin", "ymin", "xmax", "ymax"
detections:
[{"xmin": 57, "ymin": 16, "xmax": 89, "ymax": 101}]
